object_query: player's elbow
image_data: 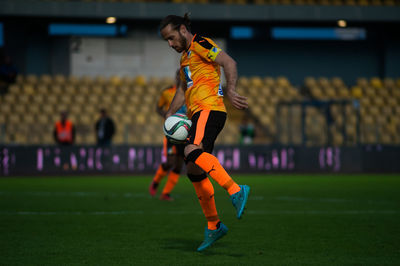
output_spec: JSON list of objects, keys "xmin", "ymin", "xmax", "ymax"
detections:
[{"xmin": 228, "ymin": 57, "xmax": 237, "ymax": 69}]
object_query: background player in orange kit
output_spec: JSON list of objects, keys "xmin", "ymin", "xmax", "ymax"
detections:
[
  {"xmin": 149, "ymin": 70, "xmax": 186, "ymax": 201},
  {"xmin": 160, "ymin": 13, "xmax": 250, "ymax": 251}
]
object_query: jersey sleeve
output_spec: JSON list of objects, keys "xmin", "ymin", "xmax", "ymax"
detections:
[{"xmin": 192, "ymin": 36, "xmax": 222, "ymax": 62}]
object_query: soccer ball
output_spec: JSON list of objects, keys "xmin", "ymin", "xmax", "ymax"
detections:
[{"xmin": 163, "ymin": 114, "xmax": 192, "ymax": 143}]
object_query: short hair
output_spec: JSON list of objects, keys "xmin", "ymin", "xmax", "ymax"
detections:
[{"xmin": 159, "ymin": 13, "xmax": 191, "ymax": 32}]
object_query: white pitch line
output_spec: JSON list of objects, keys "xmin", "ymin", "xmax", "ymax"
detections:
[{"xmin": 0, "ymin": 210, "xmax": 398, "ymax": 216}]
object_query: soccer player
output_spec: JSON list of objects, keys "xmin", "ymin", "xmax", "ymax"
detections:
[
  {"xmin": 160, "ymin": 14, "xmax": 250, "ymax": 251},
  {"xmin": 149, "ymin": 70, "xmax": 186, "ymax": 201}
]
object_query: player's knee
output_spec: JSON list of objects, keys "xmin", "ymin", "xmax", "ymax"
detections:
[
  {"xmin": 184, "ymin": 148, "xmax": 203, "ymax": 165},
  {"xmin": 187, "ymin": 172, "xmax": 207, "ymax": 182},
  {"xmin": 184, "ymin": 144, "xmax": 200, "ymax": 157}
]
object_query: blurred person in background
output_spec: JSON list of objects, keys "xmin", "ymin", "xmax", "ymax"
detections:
[
  {"xmin": 239, "ymin": 115, "xmax": 255, "ymax": 145},
  {"xmin": 54, "ymin": 111, "xmax": 75, "ymax": 146},
  {"xmin": 160, "ymin": 13, "xmax": 250, "ymax": 251},
  {"xmin": 0, "ymin": 55, "xmax": 18, "ymax": 95},
  {"xmin": 95, "ymin": 108, "xmax": 115, "ymax": 146},
  {"xmin": 149, "ymin": 70, "xmax": 186, "ymax": 201}
]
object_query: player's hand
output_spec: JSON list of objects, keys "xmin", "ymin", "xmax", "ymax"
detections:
[{"xmin": 227, "ymin": 90, "xmax": 248, "ymax": 110}]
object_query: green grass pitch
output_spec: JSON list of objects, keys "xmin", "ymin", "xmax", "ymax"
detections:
[{"xmin": 1, "ymin": 174, "xmax": 400, "ymax": 265}]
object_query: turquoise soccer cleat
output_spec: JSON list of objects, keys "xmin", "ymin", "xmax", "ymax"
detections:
[
  {"xmin": 197, "ymin": 222, "xmax": 228, "ymax": 252},
  {"xmin": 230, "ymin": 185, "xmax": 251, "ymax": 219}
]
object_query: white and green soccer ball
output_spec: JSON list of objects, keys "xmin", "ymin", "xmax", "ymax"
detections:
[{"xmin": 163, "ymin": 114, "xmax": 192, "ymax": 143}]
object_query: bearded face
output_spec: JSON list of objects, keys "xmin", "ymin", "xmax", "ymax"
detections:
[{"xmin": 161, "ymin": 24, "xmax": 189, "ymax": 53}]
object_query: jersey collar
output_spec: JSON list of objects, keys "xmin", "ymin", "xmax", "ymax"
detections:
[{"xmin": 185, "ymin": 34, "xmax": 196, "ymax": 53}]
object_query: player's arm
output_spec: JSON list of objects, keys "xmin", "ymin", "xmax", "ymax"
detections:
[
  {"xmin": 165, "ymin": 82, "xmax": 185, "ymax": 118},
  {"xmin": 214, "ymin": 51, "xmax": 248, "ymax": 110}
]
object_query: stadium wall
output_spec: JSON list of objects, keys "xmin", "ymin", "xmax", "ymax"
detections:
[
  {"xmin": 3, "ymin": 20, "xmax": 399, "ymax": 84},
  {"xmin": 1, "ymin": 145, "xmax": 399, "ymax": 176},
  {"xmin": 230, "ymin": 38, "xmax": 399, "ymax": 85}
]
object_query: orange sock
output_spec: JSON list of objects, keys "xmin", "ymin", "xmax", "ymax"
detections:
[
  {"xmin": 195, "ymin": 152, "xmax": 241, "ymax": 196},
  {"xmin": 192, "ymin": 178, "xmax": 220, "ymax": 230},
  {"xmin": 162, "ymin": 171, "xmax": 180, "ymax": 195},
  {"xmin": 153, "ymin": 165, "xmax": 168, "ymax": 183}
]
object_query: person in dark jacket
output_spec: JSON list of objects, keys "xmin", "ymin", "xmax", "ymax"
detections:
[{"xmin": 95, "ymin": 109, "xmax": 115, "ymax": 146}]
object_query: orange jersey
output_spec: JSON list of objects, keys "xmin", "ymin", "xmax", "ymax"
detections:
[
  {"xmin": 180, "ymin": 35, "xmax": 226, "ymax": 118},
  {"xmin": 158, "ymin": 85, "xmax": 187, "ymax": 114},
  {"xmin": 158, "ymin": 85, "xmax": 177, "ymax": 113}
]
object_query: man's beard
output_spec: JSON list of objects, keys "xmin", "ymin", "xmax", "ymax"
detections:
[{"xmin": 176, "ymin": 32, "xmax": 187, "ymax": 53}]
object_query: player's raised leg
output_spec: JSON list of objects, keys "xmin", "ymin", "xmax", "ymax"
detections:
[{"xmin": 185, "ymin": 110, "xmax": 251, "ymax": 219}]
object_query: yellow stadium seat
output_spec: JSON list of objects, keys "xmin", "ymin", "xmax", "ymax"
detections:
[
  {"xmin": 40, "ymin": 74, "xmax": 52, "ymax": 85},
  {"xmin": 54, "ymin": 74, "xmax": 66, "ymax": 85},
  {"xmin": 373, "ymin": 96, "xmax": 385, "ymax": 106},
  {"xmin": 0, "ymin": 113, "xmax": 6, "ymax": 124},
  {"xmin": 250, "ymin": 76, "xmax": 263, "ymax": 88},
  {"xmin": 115, "ymin": 95, "xmax": 126, "ymax": 105},
  {"xmin": 8, "ymin": 84, "xmax": 20, "ymax": 94},
  {"xmin": 370, "ymin": 77, "xmax": 383, "ymax": 88},
  {"xmin": 16, "ymin": 74, "xmax": 24, "ymax": 84},
  {"xmin": 37, "ymin": 84, "xmax": 48, "ymax": 95},
  {"xmin": 351, "ymin": 86, "xmax": 363, "ymax": 98},
  {"xmin": 121, "ymin": 115, "xmax": 134, "ymax": 124},
  {"xmin": 277, "ymin": 76, "xmax": 290, "ymax": 88},
  {"xmin": 134, "ymin": 75, "xmax": 146, "ymax": 87},
  {"xmin": 371, "ymin": 0, "xmax": 382, "ymax": 5},
  {"xmin": 79, "ymin": 114, "xmax": 92, "ymax": 125},
  {"xmin": 318, "ymin": 77, "xmax": 330, "ymax": 88},
  {"xmin": 263, "ymin": 77, "xmax": 275, "ymax": 87},
  {"xmin": 387, "ymin": 97, "xmax": 397, "ymax": 107},
  {"xmin": 67, "ymin": 75, "xmax": 80, "ymax": 85},
  {"xmin": 42, "ymin": 105, "xmax": 55, "ymax": 115},
  {"xmin": 22, "ymin": 84, "xmax": 35, "ymax": 95},
  {"xmin": 37, "ymin": 114, "xmax": 50, "ymax": 124},
  {"xmin": 32, "ymin": 94, "xmax": 44, "ymax": 104},
  {"xmin": 50, "ymin": 85, "xmax": 63, "ymax": 95},
  {"xmin": 14, "ymin": 104, "xmax": 26, "ymax": 114},
  {"xmin": 357, "ymin": 77, "xmax": 369, "ymax": 88},
  {"xmin": 238, "ymin": 77, "xmax": 250, "ymax": 88},
  {"xmin": 60, "ymin": 95, "xmax": 72, "ymax": 105},
  {"xmin": 94, "ymin": 75, "xmax": 107, "ymax": 85},
  {"xmin": 24, "ymin": 114, "xmax": 35, "ymax": 124},
  {"xmin": 120, "ymin": 86, "xmax": 131, "ymax": 95},
  {"xmin": 92, "ymin": 85, "xmax": 103, "ymax": 95},
  {"xmin": 109, "ymin": 76, "xmax": 122, "ymax": 86},
  {"xmin": 304, "ymin": 77, "xmax": 317, "ymax": 87},
  {"xmin": 26, "ymin": 74, "xmax": 38, "ymax": 85},
  {"xmin": 81, "ymin": 75, "xmax": 93, "ymax": 85},
  {"xmin": 9, "ymin": 114, "xmax": 20, "ymax": 124},
  {"xmin": 64, "ymin": 85, "xmax": 76, "ymax": 95},
  {"xmin": 332, "ymin": 77, "xmax": 345, "ymax": 88},
  {"xmin": 383, "ymin": 0, "xmax": 395, "ymax": 5},
  {"xmin": 383, "ymin": 77, "xmax": 395, "ymax": 88},
  {"xmin": 88, "ymin": 95, "xmax": 99, "ymax": 106},
  {"xmin": 18, "ymin": 94, "xmax": 30, "ymax": 104}
]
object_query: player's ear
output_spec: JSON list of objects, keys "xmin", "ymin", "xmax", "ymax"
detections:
[{"xmin": 179, "ymin": 24, "xmax": 187, "ymax": 35}]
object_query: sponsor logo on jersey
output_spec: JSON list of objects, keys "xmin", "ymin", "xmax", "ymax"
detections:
[{"xmin": 218, "ymin": 83, "xmax": 224, "ymax": 96}]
